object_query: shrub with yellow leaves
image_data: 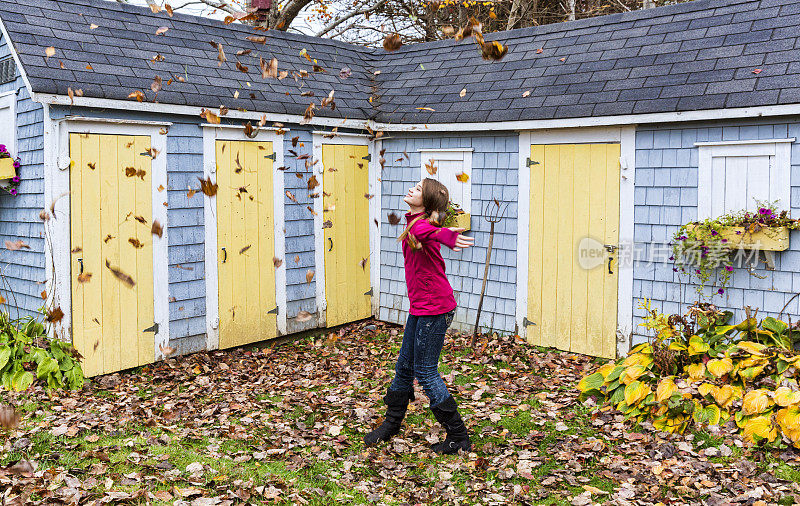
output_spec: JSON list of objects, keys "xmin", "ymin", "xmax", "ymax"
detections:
[{"xmin": 579, "ymin": 299, "xmax": 800, "ymax": 448}]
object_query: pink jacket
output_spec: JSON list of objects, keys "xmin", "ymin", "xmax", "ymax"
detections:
[{"xmin": 402, "ymin": 211, "xmax": 460, "ymax": 316}]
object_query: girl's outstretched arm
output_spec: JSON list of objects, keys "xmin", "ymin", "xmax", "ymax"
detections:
[{"xmin": 411, "ymin": 220, "xmax": 474, "ymax": 251}]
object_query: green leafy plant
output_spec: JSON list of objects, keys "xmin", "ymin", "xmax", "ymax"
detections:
[
  {"xmin": 0, "ymin": 312, "xmax": 84, "ymax": 392},
  {"xmin": 671, "ymin": 201, "xmax": 800, "ymax": 297},
  {"xmin": 579, "ymin": 299, "xmax": 800, "ymax": 448},
  {"xmin": 441, "ymin": 200, "xmax": 465, "ymax": 228}
]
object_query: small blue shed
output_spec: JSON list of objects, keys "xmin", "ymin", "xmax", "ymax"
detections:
[{"xmin": 0, "ymin": 0, "xmax": 798, "ymax": 375}]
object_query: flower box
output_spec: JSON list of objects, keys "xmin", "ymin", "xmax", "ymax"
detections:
[
  {"xmin": 686, "ymin": 224, "xmax": 790, "ymax": 252},
  {"xmin": 0, "ymin": 158, "xmax": 15, "ymax": 180},
  {"xmin": 453, "ymin": 212, "xmax": 470, "ymax": 231}
]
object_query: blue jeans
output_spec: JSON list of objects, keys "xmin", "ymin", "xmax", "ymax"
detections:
[{"xmin": 389, "ymin": 309, "xmax": 455, "ymax": 408}]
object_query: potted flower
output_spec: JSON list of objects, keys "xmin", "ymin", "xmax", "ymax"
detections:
[
  {"xmin": 442, "ymin": 200, "xmax": 470, "ymax": 231},
  {"xmin": 0, "ymin": 145, "xmax": 21, "ymax": 196},
  {"xmin": 672, "ymin": 202, "xmax": 800, "ymax": 297}
]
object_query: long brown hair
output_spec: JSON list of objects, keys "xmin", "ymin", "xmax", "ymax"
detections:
[{"xmin": 397, "ymin": 178, "xmax": 450, "ymax": 248}]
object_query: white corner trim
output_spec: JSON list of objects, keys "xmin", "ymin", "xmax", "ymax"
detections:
[
  {"xmin": 50, "ymin": 118, "xmax": 170, "ymax": 361},
  {"xmin": 515, "ymin": 131, "xmax": 531, "ymax": 342},
  {"xmin": 201, "ymin": 123, "xmax": 289, "ymax": 132},
  {"xmin": 694, "ymin": 138, "xmax": 796, "ymax": 147},
  {"xmin": 370, "ymin": 139, "xmax": 382, "ymax": 317},
  {"xmin": 202, "ymin": 126, "xmax": 287, "ymax": 348},
  {"xmin": 55, "ymin": 116, "xmax": 173, "ymax": 127},
  {"xmin": 617, "ymin": 126, "xmax": 636, "ymax": 358},
  {"xmin": 0, "ymin": 18, "xmax": 34, "ymax": 100}
]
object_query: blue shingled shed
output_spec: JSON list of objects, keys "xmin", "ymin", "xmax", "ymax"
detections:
[{"xmin": 1, "ymin": 0, "xmax": 799, "ymax": 374}]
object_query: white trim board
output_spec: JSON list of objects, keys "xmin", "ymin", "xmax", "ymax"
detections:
[
  {"xmin": 0, "ymin": 91, "xmax": 17, "ymax": 156},
  {"xmin": 515, "ymin": 126, "xmax": 635, "ymax": 358},
  {"xmin": 201, "ymin": 126, "xmax": 287, "ymax": 350},
  {"xmin": 695, "ymin": 138, "xmax": 796, "ymax": 147},
  {"xmin": 0, "ymin": 18, "xmax": 34, "ymax": 99},
  {"xmin": 32, "ymin": 92, "xmax": 800, "ymax": 133},
  {"xmin": 47, "ymin": 117, "xmax": 170, "ymax": 361},
  {"xmin": 311, "ymin": 133, "xmax": 377, "ymax": 327}
]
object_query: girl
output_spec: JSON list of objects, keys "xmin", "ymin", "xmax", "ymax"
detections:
[{"xmin": 364, "ymin": 178, "xmax": 474, "ymax": 454}]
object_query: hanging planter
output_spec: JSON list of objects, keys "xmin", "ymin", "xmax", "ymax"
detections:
[
  {"xmin": 684, "ymin": 224, "xmax": 790, "ymax": 251},
  {"xmin": 442, "ymin": 200, "xmax": 470, "ymax": 231},
  {"xmin": 672, "ymin": 203, "xmax": 799, "ymax": 297},
  {"xmin": 0, "ymin": 144, "xmax": 21, "ymax": 195}
]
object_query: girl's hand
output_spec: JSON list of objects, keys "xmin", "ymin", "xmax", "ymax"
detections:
[{"xmin": 447, "ymin": 227, "xmax": 474, "ymax": 252}]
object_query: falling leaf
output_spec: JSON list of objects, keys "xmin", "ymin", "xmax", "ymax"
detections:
[
  {"xmin": 246, "ymin": 35, "xmax": 267, "ymax": 44},
  {"xmin": 239, "ymin": 245, "xmax": 251, "ymax": 255},
  {"xmin": 45, "ymin": 46, "xmax": 55, "ymax": 58},
  {"xmin": 522, "ymin": 90, "xmax": 531, "ymax": 97},
  {"xmin": 295, "ymin": 310, "xmax": 313, "ymax": 322},
  {"xmin": 285, "ymin": 190, "xmax": 298, "ymax": 203},
  {"xmin": 105, "ymin": 259, "xmax": 135, "ymax": 288},
  {"xmin": 425, "ymin": 159, "xmax": 437, "ymax": 175},
  {"xmin": 159, "ymin": 343, "xmax": 175, "ymax": 357},
  {"xmin": 155, "ymin": 26, "xmax": 169, "ymax": 35},
  {"xmin": 307, "ymin": 175, "xmax": 319, "ymax": 190},
  {"xmin": 40, "ymin": 290, "xmax": 47, "ymax": 300},
  {"xmin": 305, "ymin": 269, "xmax": 315, "ymax": 283},
  {"xmin": 89, "ymin": 23, "xmax": 99, "ymax": 29},
  {"xmin": 360, "ymin": 257, "xmax": 368, "ymax": 270},
  {"xmin": 301, "ymin": 102, "xmax": 316, "ymax": 125},
  {"xmin": 198, "ymin": 177, "xmax": 218, "ymax": 197},
  {"xmin": 5, "ymin": 240, "xmax": 30, "ymax": 251},
  {"xmin": 46, "ymin": 306, "xmax": 65, "ymax": 323},
  {"xmin": 388, "ymin": 212, "xmax": 401, "ymax": 225},
  {"xmin": 151, "ymin": 75, "xmax": 162, "ymax": 94},
  {"xmin": 294, "ymin": 255, "xmax": 300, "ymax": 263},
  {"xmin": 214, "ymin": 42, "xmax": 226, "ymax": 66},
  {"xmin": 143, "ymin": 147, "xmax": 160, "ymax": 160},
  {"xmin": 416, "ymin": 107, "xmax": 435, "ymax": 112},
  {"xmin": 480, "ymin": 40, "xmax": 508, "ymax": 61},
  {"xmin": 273, "ymin": 257, "xmax": 283, "ymax": 268},
  {"xmin": 128, "ymin": 238, "xmax": 144, "ymax": 249},
  {"xmin": 536, "ymin": 48, "xmax": 543, "ymax": 54},
  {"xmin": 339, "ymin": 67, "xmax": 351, "ymax": 79},
  {"xmin": 459, "ymin": 88, "xmax": 467, "ymax": 98},
  {"xmin": 752, "ymin": 68, "xmax": 762, "ymax": 74},
  {"xmin": 128, "ymin": 90, "xmax": 145, "ymax": 102},
  {"xmin": 559, "ymin": 57, "xmax": 566, "ymax": 62},
  {"xmin": 77, "ymin": 272, "xmax": 92, "ymax": 283},
  {"xmin": 165, "ymin": 4, "xmax": 173, "ymax": 16},
  {"xmin": 0, "ymin": 405, "xmax": 20, "ymax": 429},
  {"xmin": 456, "ymin": 172, "xmax": 469, "ymax": 183},
  {"xmin": 383, "ymin": 33, "xmax": 403, "ymax": 51},
  {"xmin": 322, "ymin": 220, "xmax": 332, "ymax": 229}
]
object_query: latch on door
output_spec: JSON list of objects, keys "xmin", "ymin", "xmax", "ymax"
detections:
[
  {"xmin": 525, "ymin": 158, "xmax": 540, "ymax": 167},
  {"xmin": 264, "ymin": 152, "xmax": 276, "ymax": 161},
  {"xmin": 328, "ymin": 238, "xmax": 333, "ymax": 251},
  {"xmin": 605, "ymin": 244, "xmax": 618, "ymax": 274},
  {"xmin": 364, "ymin": 288, "xmax": 373, "ymax": 296},
  {"xmin": 523, "ymin": 317, "xmax": 536, "ymax": 326},
  {"xmin": 143, "ymin": 322, "xmax": 159, "ymax": 333},
  {"xmin": 267, "ymin": 306, "xmax": 278, "ymax": 315},
  {"xmin": 362, "ymin": 154, "xmax": 371, "ymax": 162}
]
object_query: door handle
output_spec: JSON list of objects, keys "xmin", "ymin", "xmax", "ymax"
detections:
[
  {"xmin": 328, "ymin": 238, "xmax": 333, "ymax": 251},
  {"xmin": 78, "ymin": 258, "xmax": 84, "ymax": 274},
  {"xmin": 221, "ymin": 247, "xmax": 227, "ymax": 263},
  {"xmin": 608, "ymin": 256, "xmax": 614, "ymax": 274}
]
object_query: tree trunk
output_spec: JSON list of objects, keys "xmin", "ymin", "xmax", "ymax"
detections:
[
  {"xmin": 643, "ymin": 0, "xmax": 657, "ymax": 7},
  {"xmin": 506, "ymin": 0, "xmax": 524, "ymax": 30},
  {"xmin": 273, "ymin": 0, "xmax": 312, "ymax": 30},
  {"xmin": 567, "ymin": 0, "xmax": 576, "ymax": 21}
]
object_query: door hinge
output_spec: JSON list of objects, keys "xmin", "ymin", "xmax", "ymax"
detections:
[
  {"xmin": 362, "ymin": 154, "xmax": 371, "ymax": 162},
  {"xmin": 264, "ymin": 152, "xmax": 277, "ymax": 161},
  {"xmin": 364, "ymin": 288, "xmax": 373, "ymax": 296},
  {"xmin": 143, "ymin": 322, "xmax": 159, "ymax": 333},
  {"xmin": 267, "ymin": 306, "xmax": 279, "ymax": 315},
  {"xmin": 523, "ymin": 317, "xmax": 536, "ymax": 327},
  {"xmin": 526, "ymin": 158, "xmax": 540, "ymax": 167}
]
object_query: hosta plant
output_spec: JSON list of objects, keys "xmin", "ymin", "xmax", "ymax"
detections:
[
  {"xmin": 0, "ymin": 312, "xmax": 84, "ymax": 392},
  {"xmin": 579, "ymin": 299, "xmax": 800, "ymax": 448},
  {"xmin": 441, "ymin": 200, "xmax": 465, "ymax": 228}
]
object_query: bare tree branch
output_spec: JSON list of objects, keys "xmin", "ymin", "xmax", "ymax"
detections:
[{"xmin": 315, "ymin": 0, "xmax": 388, "ymax": 38}]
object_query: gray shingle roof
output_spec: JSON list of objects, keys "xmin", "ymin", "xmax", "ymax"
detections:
[{"xmin": 1, "ymin": 0, "xmax": 799, "ymax": 124}]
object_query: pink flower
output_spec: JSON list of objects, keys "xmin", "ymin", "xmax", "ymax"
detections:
[
  {"xmin": 10, "ymin": 189, "xmax": 17, "ymax": 195},
  {"xmin": 11, "ymin": 177, "xmax": 19, "ymax": 183}
]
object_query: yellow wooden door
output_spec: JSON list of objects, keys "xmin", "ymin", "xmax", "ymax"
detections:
[
  {"xmin": 216, "ymin": 140, "xmax": 277, "ymax": 348},
  {"xmin": 69, "ymin": 133, "xmax": 155, "ymax": 378},
  {"xmin": 526, "ymin": 144, "xmax": 620, "ymax": 358},
  {"xmin": 322, "ymin": 144, "xmax": 372, "ymax": 327}
]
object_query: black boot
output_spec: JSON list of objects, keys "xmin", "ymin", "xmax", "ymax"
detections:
[
  {"xmin": 429, "ymin": 395, "xmax": 472, "ymax": 455},
  {"xmin": 363, "ymin": 388, "xmax": 415, "ymax": 446}
]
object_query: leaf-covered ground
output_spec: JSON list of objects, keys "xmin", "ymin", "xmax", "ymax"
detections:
[{"xmin": 1, "ymin": 319, "xmax": 799, "ymax": 505}]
